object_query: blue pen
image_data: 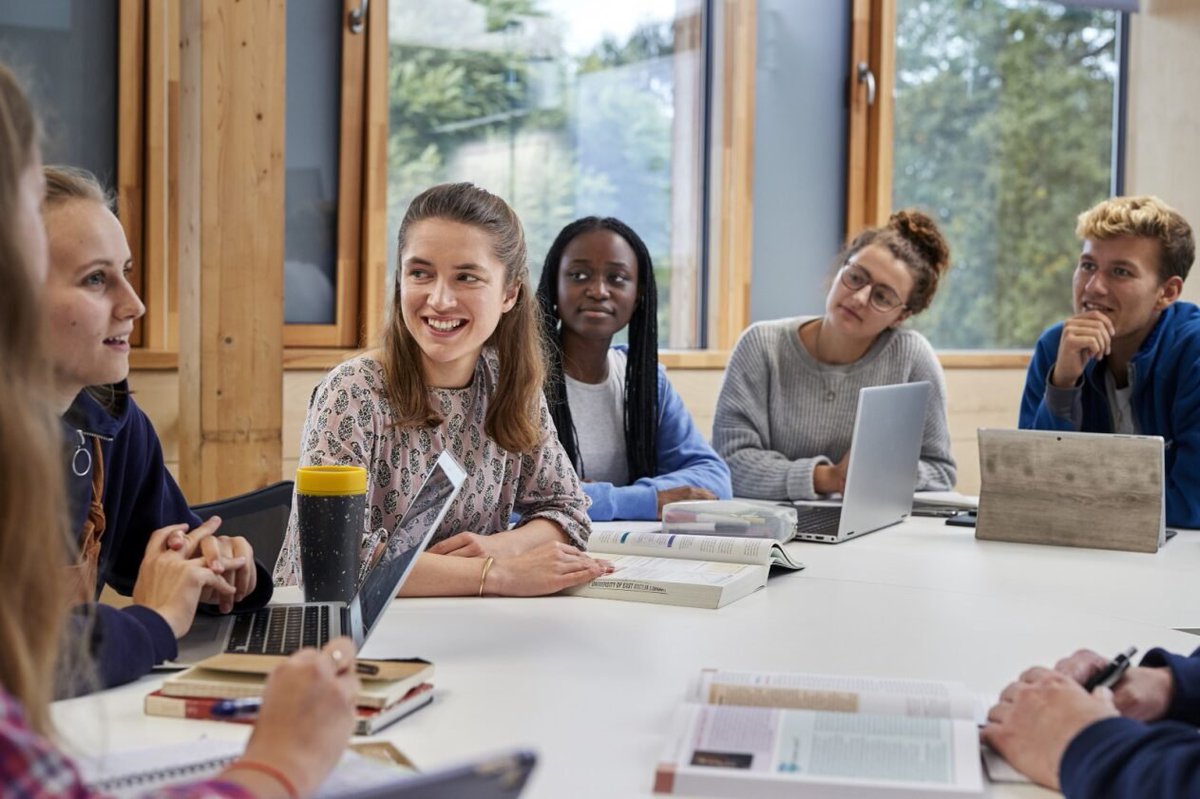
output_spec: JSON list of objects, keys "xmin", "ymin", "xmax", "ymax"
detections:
[{"xmin": 210, "ymin": 697, "xmax": 262, "ymax": 719}]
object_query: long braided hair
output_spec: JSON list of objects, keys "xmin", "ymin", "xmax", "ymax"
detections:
[{"xmin": 536, "ymin": 217, "xmax": 659, "ymax": 482}]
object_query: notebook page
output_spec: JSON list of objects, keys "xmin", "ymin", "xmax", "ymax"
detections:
[{"xmin": 80, "ymin": 739, "xmax": 416, "ymax": 798}]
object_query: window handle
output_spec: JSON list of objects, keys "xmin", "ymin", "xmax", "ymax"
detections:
[
  {"xmin": 856, "ymin": 61, "xmax": 876, "ymax": 106},
  {"xmin": 348, "ymin": 0, "xmax": 368, "ymax": 35}
]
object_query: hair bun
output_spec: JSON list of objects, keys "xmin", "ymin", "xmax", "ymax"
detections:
[{"xmin": 889, "ymin": 209, "xmax": 950, "ymax": 275}]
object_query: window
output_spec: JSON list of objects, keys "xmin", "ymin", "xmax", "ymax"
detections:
[
  {"xmin": 0, "ymin": 0, "xmax": 145, "ymax": 341},
  {"xmin": 848, "ymin": 0, "xmax": 1121, "ymax": 351},
  {"xmin": 386, "ymin": 0, "xmax": 711, "ymax": 349}
]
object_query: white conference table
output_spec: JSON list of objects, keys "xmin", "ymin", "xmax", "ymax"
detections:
[{"xmin": 53, "ymin": 518, "xmax": 1200, "ymax": 798}]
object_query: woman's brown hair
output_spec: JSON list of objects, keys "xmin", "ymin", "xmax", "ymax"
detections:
[
  {"xmin": 381, "ymin": 182, "xmax": 546, "ymax": 453},
  {"xmin": 0, "ymin": 62, "xmax": 72, "ymax": 734},
  {"xmin": 839, "ymin": 209, "xmax": 952, "ymax": 314}
]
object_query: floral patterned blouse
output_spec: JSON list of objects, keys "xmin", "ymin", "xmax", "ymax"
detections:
[{"xmin": 274, "ymin": 350, "xmax": 592, "ymax": 585}]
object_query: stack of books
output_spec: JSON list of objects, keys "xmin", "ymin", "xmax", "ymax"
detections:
[{"xmin": 146, "ymin": 657, "xmax": 435, "ymax": 735}]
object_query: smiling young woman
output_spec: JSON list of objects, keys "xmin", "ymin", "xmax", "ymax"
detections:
[
  {"xmin": 712, "ymin": 210, "xmax": 957, "ymax": 501},
  {"xmin": 536, "ymin": 217, "xmax": 731, "ymax": 521},
  {"xmin": 275, "ymin": 183, "xmax": 609, "ymax": 598},
  {"xmin": 42, "ymin": 166, "xmax": 271, "ymax": 692}
]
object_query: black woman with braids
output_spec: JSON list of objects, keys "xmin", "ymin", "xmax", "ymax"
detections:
[{"xmin": 537, "ymin": 217, "xmax": 731, "ymax": 520}]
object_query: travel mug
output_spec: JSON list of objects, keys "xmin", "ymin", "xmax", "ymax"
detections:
[{"xmin": 295, "ymin": 465, "xmax": 367, "ymax": 603}]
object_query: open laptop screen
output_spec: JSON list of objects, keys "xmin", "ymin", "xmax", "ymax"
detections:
[{"xmin": 357, "ymin": 452, "xmax": 463, "ymax": 633}]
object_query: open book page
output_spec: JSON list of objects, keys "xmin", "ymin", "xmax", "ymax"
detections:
[
  {"xmin": 598, "ymin": 554, "xmax": 763, "ymax": 586},
  {"xmin": 694, "ymin": 670, "xmax": 981, "ymax": 722},
  {"xmin": 588, "ymin": 529, "xmax": 804, "ymax": 570},
  {"xmin": 79, "ymin": 739, "xmax": 416, "ymax": 798},
  {"xmin": 658, "ymin": 704, "xmax": 984, "ymax": 797}
]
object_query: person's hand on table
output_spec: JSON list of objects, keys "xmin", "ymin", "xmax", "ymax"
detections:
[
  {"xmin": 656, "ymin": 485, "xmax": 717, "ymax": 518},
  {"xmin": 981, "ymin": 666, "xmax": 1119, "ymax": 790},
  {"xmin": 483, "ymin": 540, "xmax": 613, "ymax": 597},
  {"xmin": 428, "ymin": 529, "xmax": 528, "ymax": 559}
]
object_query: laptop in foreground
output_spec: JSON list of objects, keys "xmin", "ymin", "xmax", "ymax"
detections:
[
  {"xmin": 792, "ymin": 381, "xmax": 931, "ymax": 543},
  {"xmin": 975, "ymin": 428, "xmax": 1165, "ymax": 553},
  {"xmin": 174, "ymin": 450, "xmax": 466, "ymax": 664}
]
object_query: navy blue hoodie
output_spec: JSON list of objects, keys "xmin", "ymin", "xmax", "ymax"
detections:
[
  {"xmin": 62, "ymin": 383, "xmax": 271, "ymax": 692},
  {"xmin": 1060, "ymin": 646, "xmax": 1200, "ymax": 798}
]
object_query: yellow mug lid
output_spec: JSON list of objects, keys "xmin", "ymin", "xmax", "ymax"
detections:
[{"xmin": 295, "ymin": 465, "xmax": 367, "ymax": 496}]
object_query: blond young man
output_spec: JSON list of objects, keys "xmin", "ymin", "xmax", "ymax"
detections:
[{"xmin": 1019, "ymin": 195, "xmax": 1199, "ymax": 528}]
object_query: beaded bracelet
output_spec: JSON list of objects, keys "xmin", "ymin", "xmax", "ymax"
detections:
[
  {"xmin": 478, "ymin": 556, "xmax": 495, "ymax": 596},
  {"xmin": 224, "ymin": 759, "xmax": 300, "ymax": 799}
]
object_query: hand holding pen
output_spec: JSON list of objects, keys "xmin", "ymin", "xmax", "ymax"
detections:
[
  {"xmin": 1055, "ymin": 646, "xmax": 1175, "ymax": 723},
  {"xmin": 218, "ymin": 639, "xmax": 360, "ymax": 799},
  {"xmin": 212, "ymin": 659, "xmax": 376, "ymax": 719},
  {"xmin": 1082, "ymin": 646, "xmax": 1137, "ymax": 692}
]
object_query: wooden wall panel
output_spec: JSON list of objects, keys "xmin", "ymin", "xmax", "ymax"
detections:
[
  {"xmin": 177, "ymin": 0, "xmax": 286, "ymax": 502},
  {"xmin": 1127, "ymin": 2, "xmax": 1200, "ymax": 305}
]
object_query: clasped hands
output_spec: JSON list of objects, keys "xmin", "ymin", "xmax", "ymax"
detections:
[
  {"xmin": 981, "ymin": 648, "xmax": 1175, "ymax": 789},
  {"xmin": 131, "ymin": 515, "xmax": 258, "ymax": 637}
]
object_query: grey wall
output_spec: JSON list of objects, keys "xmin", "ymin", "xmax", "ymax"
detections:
[{"xmin": 749, "ymin": 0, "xmax": 849, "ymax": 323}]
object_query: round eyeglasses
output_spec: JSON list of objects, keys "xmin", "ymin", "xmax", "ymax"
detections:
[{"xmin": 838, "ymin": 263, "xmax": 907, "ymax": 313}]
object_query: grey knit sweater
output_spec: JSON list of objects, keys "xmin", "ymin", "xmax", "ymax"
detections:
[{"xmin": 712, "ymin": 316, "xmax": 956, "ymax": 500}]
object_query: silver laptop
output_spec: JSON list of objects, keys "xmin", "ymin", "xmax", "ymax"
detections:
[
  {"xmin": 793, "ymin": 381, "xmax": 931, "ymax": 543},
  {"xmin": 975, "ymin": 429, "xmax": 1166, "ymax": 553},
  {"xmin": 173, "ymin": 450, "xmax": 466, "ymax": 664}
]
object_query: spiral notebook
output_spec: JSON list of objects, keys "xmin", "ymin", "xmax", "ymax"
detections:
[
  {"xmin": 79, "ymin": 739, "xmax": 413, "ymax": 798},
  {"xmin": 79, "ymin": 739, "xmax": 536, "ymax": 798}
]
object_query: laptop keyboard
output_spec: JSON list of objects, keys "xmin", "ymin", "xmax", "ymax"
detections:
[
  {"xmin": 224, "ymin": 605, "xmax": 330, "ymax": 655},
  {"xmin": 794, "ymin": 505, "xmax": 843, "ymax": 536}
]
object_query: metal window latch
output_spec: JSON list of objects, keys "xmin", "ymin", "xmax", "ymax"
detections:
[
  {"xmin": 348, "ymin": 0, "xmax": 368, "ymax": 35},
  {"xmin": 856, "ymin": 61, "xmax": 876, "ymax": 106}
]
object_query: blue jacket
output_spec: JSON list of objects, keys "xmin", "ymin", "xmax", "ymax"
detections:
[
  {"xmin": 580, "ymin": 347, "xmax": 732, "ymax": 521},
  {"xmin": 1060, "ymin": 645, "xmax": 1200, "ymax": 798},
  {"xmin": 62, "ymin": 385, "xmax": 272, "ymax": 692},
  {"xmin": 1019, "ymin": 302, "xmax": 1200, "ymax": 528}
]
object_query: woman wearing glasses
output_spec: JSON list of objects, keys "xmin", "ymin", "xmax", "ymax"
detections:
[{"xmin": 713, "ymin": 210, "xmax": 956, "ymax": 499}]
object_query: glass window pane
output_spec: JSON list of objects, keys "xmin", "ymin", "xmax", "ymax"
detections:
[
  {"xmin": 892, "ymin": 0, "xmax": 1118, "ymax": 349},
  {"xmin": 387, "ymin": 0, "xmax": 707, "ymax": 348},
  {"xmin": 284, "ymin": 0, "xmax": 343, "ymax": 325},
  {"xmin": 0, "ymin": 0, "xmax": 118, "ymax": 184}
]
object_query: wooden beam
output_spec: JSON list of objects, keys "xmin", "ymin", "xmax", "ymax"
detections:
[
  {"xmin": 360, "ymin": 0, "xmax": 391, "ymax": 348},
  {"xmin": 117, "ymin": 0, "xmax": 146, "ymax": 347},
  {"xmin": 712, "ymin": 0, "xmax": 756, "ymax": 352},
  {"xmin": 178, "ymin": 0, "xmax": 285, "ymax": 502}
]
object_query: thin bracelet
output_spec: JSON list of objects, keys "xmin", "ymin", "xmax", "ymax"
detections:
[
  {"xmin": 224, "ymin": 759, "xmax": 300, "ymax": 799},
  {"xmin": 478, "ymin": 556, "xmax": 495, "ymax": 597}
]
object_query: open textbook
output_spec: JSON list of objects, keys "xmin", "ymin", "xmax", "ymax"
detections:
[
  {"xmin": 654, "ymin": 669, "xmax": 996, "ymax": 797},
  {"xmin": 565, "ymin": 529, "xmax": 803, "ymax": 609}
]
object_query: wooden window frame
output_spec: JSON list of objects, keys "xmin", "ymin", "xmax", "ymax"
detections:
[
  {"xmin": 129, "ymin": 0, "xmax": 750, "ymax": 373},
  {"xmin": 845, "ymin": 0, "xmax": 1027, "ymax": 369}
]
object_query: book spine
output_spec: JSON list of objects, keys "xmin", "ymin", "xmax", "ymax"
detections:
[{"xmin": 143, "ymin": 693, "xmax": 252, "ymax": 725}]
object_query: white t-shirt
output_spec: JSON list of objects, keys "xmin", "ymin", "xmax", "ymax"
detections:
[
  {"xmin": 1105, "ymin": 370, "xmax": 1139, "ymax": 435},
  {"xmin": 564, "ymin": 348, "xmax": 630, "ymax": 485}
]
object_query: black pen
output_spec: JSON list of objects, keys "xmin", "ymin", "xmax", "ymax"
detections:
[{"xmin": 1083, "ymin": 646, "xmax": 1138, "ymax": 692}]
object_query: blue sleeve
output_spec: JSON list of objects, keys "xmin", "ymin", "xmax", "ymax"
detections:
[
  {"xmin": 1060, "ymin": 716, "xmax": 1200, "ymax": 799},
  {"xmin": 106, "ymin": 404, "xmax": 272, "ymax": 612},
  {"xmin": 104, "ymin": 405, "xmax": 202, "ymax": 597},
  {"xmin": 1164, "ymin": 353, "xmax": 1200, "ymax": 529},
  {"xmin": 583, "ymin": 368, "xmax": 732, "ymax": 521},
  {"xmin": 65, "ymin": 604, "xmax": 178, "ymax": 694},
  {"xmin": 1141, "ymin": 646, "xmax": 1200, "ymax": 724},
  {"xmin": 1019, "ymin": 325, "xmax": 1078, "ymax": 431}
]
